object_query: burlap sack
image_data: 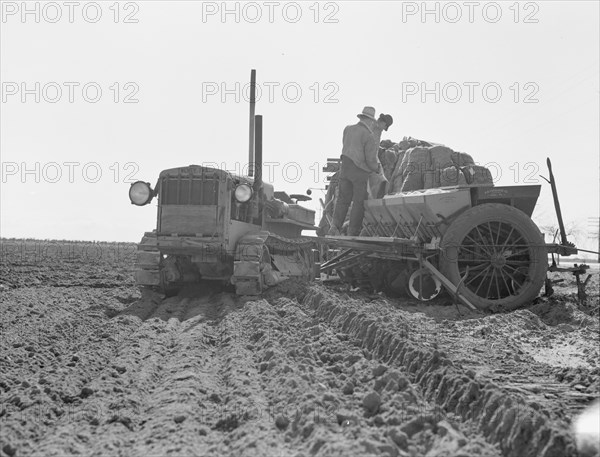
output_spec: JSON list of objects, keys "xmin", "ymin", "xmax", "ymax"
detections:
[
  {"xmin": 462, "ymin": 165, "xmax": 493, "ymax": 185},
  {"xmin": 397, "ymin": 137, "xmax": 416, "ymax": 151},
  {"xmin": 356, "ymin": 137, "xmax": 493, "ymax": 195},
  {"xmin": 428, "ymin": 145, "xmax": 455, "ymax": 170},
  {"xmin": 381, "ymin": 149, "xmax": 399, "ymax": 181},
  {"xmin": 451, "ymin": 152, "xmax": 475, "ymax": 167},
  {"xmin": 388, "ymin": 150, "xmax": 408, "ymax": 193},
  {"xmin": 379, "ymin": 139, "xmax": 396, "ymax": 151},
  {"xmin": 440, "ymin": 166, "xmax": 468, "ymax": 187},
  {"xmin": 398, "ymin": 147, "xmax": 429, "ymax": 192}
]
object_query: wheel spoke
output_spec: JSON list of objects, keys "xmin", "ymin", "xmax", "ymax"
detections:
[
  {"xmin": 472, "ymin": 266, "xmax": 493, "ymax": 295},
  {"xmin": 503, "ymin": 263, "xmax": 530, "ymax": 283},
  {"xmin": 498, "ymin": 269, "xmax": 513, "ymax": 296},
  {"xmin": 487, "ymin": 222, "xmax": 497, "ymax": 254},
  {"xmin": 501, "ymin": 244, "xmax": 531, "ymax": 250},
  {"xmin": 466, "ymin": 265, "xmax": 491, "ymax": 287},
  {"xmin": 505, "ymin": 260, "xmax": 532, "ymax": 266},
  {"xmin": 500, "ymin": 226, "xmax": 526, "ymax": 248},
  {"xmin": 502, "ymin": 268, "xmax": 524, "ymax": 288},
  {"xmin": 494, "ymin": 272, "xmax": 501, "ymax": 299},
  {"xmin": 458, "ymin": 262, "xmax": 489, "ymax": 271},
  {"xmin": 465, "ymin": 233, "xmax": 486, "ymax": 249},
  {"xmin": 467, "ymin": 234, "xmax": 493, "ymax": 257},
  {"xmin": 485, "ymin": 271, "xmax": 494, "ymax": 298},
  {"xmin": 504, "ymin": 249, "xmax": 531, "ymax": 258},
  {"xmin": 475, "ymin": 226, "xmax": 492, "ymax": 253},
  {"xmin": 457, "ymin": 258, "xmax": 488, "ymax": 265},
  {"xmin": 457, "ymin": 246, "xmax": 489, "ymax": 260},
  {"xmin": 500, "ymin": 226, "xmax": 515, "ymax": 246},
  {"xmin": 496, "ymin": 221, "xmax": 503, "ymax": 245},
  {"xmin": 504, "ymin": 263, "xmax": 524, "ymax": 273},
  {"xmin": 508, "ymin": 235, "xmax": 526, "ymax": 246}
]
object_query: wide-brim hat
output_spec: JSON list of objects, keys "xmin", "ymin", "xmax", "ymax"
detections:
[{"xmin": 357, "ymin": 106, "xmax": 376, "ymax": 121}]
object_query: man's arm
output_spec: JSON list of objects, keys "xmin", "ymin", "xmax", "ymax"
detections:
[
  {"xmin": 363, "ymin": 132, "xmax": 380, "ymax": 173},
  {"xmin": 342, "ymin": 125, "xmax": 349, "ymax": 148}
]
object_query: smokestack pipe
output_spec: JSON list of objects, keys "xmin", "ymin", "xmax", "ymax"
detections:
[
  {"xmin": 248, "ymin": 69, "xmax": 256, "ymax": 177},
  {"xmin": 254, "ymin": 115, "xmax": 263, "ymax": 194}
]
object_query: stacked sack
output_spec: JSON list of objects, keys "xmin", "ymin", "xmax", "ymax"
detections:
[
  {"xmin": 377, "ymin": 137, "xmax": 493, "ymax": 194},
  {"xmin": 320, "ymin": 137, "xmax": 495, "ymax": 236}
]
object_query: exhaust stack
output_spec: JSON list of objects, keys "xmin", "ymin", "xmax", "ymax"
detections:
[
  {"xmin": 254, "ymin": 114, "xmax": 263, "ymax": 194},
  {"xmin": 248, "ymin": 69, "xmax": 256, "ymax": 177}
]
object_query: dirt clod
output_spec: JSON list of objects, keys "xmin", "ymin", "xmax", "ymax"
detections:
[
  {"xmin": 373, "ymin": 364, "xmax": 387, "ymax": 377},
  {"xmin": 388, "ymin": 428, "xmax": 409, "ymax": 449},
  {"xmin": 342, "ymin": 381, "xmax": 354, "ymax": 395},
  {"xmin": 275, "ymin": 415, "xmax": 290, "ymax": 430},
  {"xmin": 2, "ymin": 443, "xmax": 17, "ymax": 457},
  {"xmin": 79, "ymin": 387, "xmax": 94, "ymax": 398},
  {"xmin": 362, "ymin": 391, "xmax": 381, "ymax": 415}
]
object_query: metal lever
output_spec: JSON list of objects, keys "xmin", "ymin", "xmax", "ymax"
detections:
[{"xmin": 540, "ymin": 158, "xmax": 576, "ymax": 254}]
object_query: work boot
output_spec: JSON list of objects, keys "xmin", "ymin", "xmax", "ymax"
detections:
[{"xmin": 327, "ymin": 225, "xmax": 341, "ymax": 236}]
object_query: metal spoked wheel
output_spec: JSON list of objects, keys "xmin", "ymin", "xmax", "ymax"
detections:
[{"xmin": 440, "ymin": 203, "xmax": 547, "ymax": 311}]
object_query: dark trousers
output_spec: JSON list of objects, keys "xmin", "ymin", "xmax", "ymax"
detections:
[{"xmin": 332, "ymin": 156, "xmax": 369, "ymax": 236}]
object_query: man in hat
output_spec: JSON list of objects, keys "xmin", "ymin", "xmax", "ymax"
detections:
[
  {"xmin": 328, "ymin": 106, "xmax": 381, "ymax": 237},
  {"xmin": 373, "ymin": 113, "xmax": 394, "ymax": 147},
  {"xmin": 369, "ymin": 113, "xmax": 394, "ymax": 199}
]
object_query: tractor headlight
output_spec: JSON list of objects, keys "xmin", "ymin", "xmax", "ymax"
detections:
[
  {"xmin": 234, "ymin": 184, "xmax": 253, "ymax": 203},
  {"xmin": 129, "ymin": 181, "xmax": 154, "ymax": 206}
]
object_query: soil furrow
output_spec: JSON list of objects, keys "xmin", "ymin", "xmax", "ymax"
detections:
[{"xmin": 302, "ymin": 285, "xmax": 584, "ymax": 457}]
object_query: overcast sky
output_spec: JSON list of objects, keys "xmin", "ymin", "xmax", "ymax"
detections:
[{"xmin": 1, "ymin": 1, "xmax": 598, "ymax": 251}]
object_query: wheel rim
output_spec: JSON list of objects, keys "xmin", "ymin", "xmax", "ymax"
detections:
[
  {"xmin": 456, "ymin": 221, "xmax": 534, "ymax": 300},
  {"xmin": 408, "ymin": 268, "xmax": 442, "ymax": 301}
]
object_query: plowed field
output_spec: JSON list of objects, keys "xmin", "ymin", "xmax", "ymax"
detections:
[{"xmin": 1, "ymin": 240, "xmax": 598, "ymax": 457}]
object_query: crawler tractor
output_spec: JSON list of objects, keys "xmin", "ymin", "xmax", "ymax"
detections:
[
  {"xmin": 129, "ymin": 70, "xmax": 316, "ymax": 295},
  {"xmin": 129, "ymin": 69, "xmax": 592, "ymax": 309}
]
